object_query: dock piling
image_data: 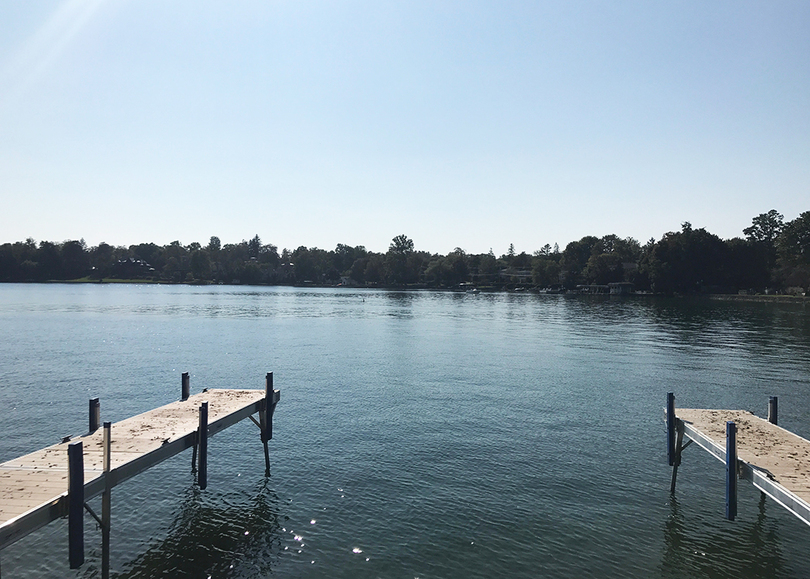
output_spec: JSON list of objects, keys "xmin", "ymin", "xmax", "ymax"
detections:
[
  {"xmin": 102, "ymin": 422, "xmax": 111, "ymax": 579},
  {"xmin": 89, "ymin": 398, "xmax": 100, "ymax": 433},
  {"xmin": 68, "ymin": 441, "xmax": 85, "ymax": 569},
  {"xmin": 666, "ymin": 393, "xmax": 676, "ymax": 466},
  {"xmin": 726, "ymin": 421, "xmax": 738, "ymax": 521},
  {"xmin": 182, "ymin": 372, "xmax": 190, "ymax": 401},
  {"xmin": 198, "ymin": 402, "xmax": 208, "ymax": 490},
  {"xmin": 670, "ymin": 421, "xmax": 685, "ymax": 493},
  {"xmin": 769, "ymin": 396, "xmax": 778, "ymax": 425},
  {"xmin": 260, "ymin": 372, "xmax": 275, "ymax": 476}
]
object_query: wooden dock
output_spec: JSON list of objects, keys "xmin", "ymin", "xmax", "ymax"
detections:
[
  {"xmin": 0, "ymin": 373, "xmax": 279, "ymax": 577},
  {"xmin": 666, "ymin": 394, "xmax": 810, "ymax": 526}
]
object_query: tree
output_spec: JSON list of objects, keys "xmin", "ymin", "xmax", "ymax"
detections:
[
  {"xmin": 560, "ymin": 236, "xmax": 599, "ymax": 288},
  {"xmin": 190, "ymin": 249, "xmax": 210, "ymax": 280},
  {"xmin": 531, "ymin": 256, "xmax": 561, "ymax": 286},
  {"xmin": 333, "ymin": 244, "xmax": 367, "ymax": 274},
  {"xmin": 248, "ymin": 235, "xmax": 262, "ymax": 259},
  {"xmin": 62, "ymin": 240, "xmax": 89, "ymax": 279},
  {"xmin": 584, "ymin": 253, "xmax": 623, "ymax": 284},
  {"xmin": 777, "ymin": 211, "xmax": 810, "ymax": 266},
  {"xmin": 744, "ymin": 210, "xmax": 784, "ymax": 244},
  {"xmin": 646, "ymin": 223, "xmax": 729, "ymax": 293},
  {"xmin": 37, "ymin": 241, "xmax": 62, "ymax": 280},
  {"xmin": 389, "ymin": 234, "xmax": 414, "ymax": 255},
  {"xmin": 430, "ymin": 248, "xmax": 469, "ymax": 286},
  {"xmin": 535, "ymin": 244, "xmax": 552, "ymax": 257},
  {"xmin": 89, "ymin": 243, "xmax": 115, "ymax": 278},
  {"xmin": 131, "ymin": 243, "xmax": 162, "ymax": 268},
  {"xmin": 386, "ymin": 235, "xmax": 418, "ymax": 284},
  {"xmin": 477, "ymin": 252, "xmax": 498, "ymax": 282},
  {"xmin": 364, "ymin": 254, "xmax": 385, "ymax": 284}
]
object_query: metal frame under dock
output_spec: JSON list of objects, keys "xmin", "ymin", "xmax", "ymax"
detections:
[
  {"xmin": 666, "ymin": 393, "xmax": 810, "ymax": 526},
  {"xmin": 0, "ymin": 372, "xmax": 280, "ymax": 578}
]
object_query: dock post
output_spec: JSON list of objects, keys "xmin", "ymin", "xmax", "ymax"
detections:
[
  {"xmin": 666, "ymin": 393, "xmax": 676, "ymax": 466},
  {"xmin": 726, "ymin": 421, "xmax": 738, "ymax": 521},
  {"xmin": 182, "ymin": 372, "xmax": 190, "ymax": 401},
  {"xmin": 670, "ymin": 421, "xmax": 685, "ymax": 493},
  {"xmin": 102, "ymin": 421, "xmax": 112, "ymax": 579},
  {"xmin": 198, "ymin": 401, "xmax": 208, "ymax": 490},
  {"xmin": 89, "ymin": 398, "xmax": 100, "ymax": 433},
  {"xmin": 260, "ymin": 372, "xmax": 274, "ymax": 476},
  {"xmin": 68, "ymin": 441, "xmax": 85, "ymax": 569},
  {"xmin": 768, "ymin": 396, "xmax": 778, "ymax": 425}
]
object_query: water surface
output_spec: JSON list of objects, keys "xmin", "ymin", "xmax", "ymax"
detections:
[{"xmin": 1, "ymin": 284, "xmax": 809, "ymax": 578}]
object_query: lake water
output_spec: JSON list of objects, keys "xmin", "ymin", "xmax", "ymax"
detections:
[{"xmin": 1, "ymin": 284, "xmax": 809, "ymax": 578}]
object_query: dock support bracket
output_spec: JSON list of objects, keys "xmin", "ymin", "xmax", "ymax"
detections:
[{"xmin": 83, "ymin": 503, "xmax": 102, "ymax": 528}]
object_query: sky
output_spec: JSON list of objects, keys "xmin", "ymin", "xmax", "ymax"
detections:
[{"xmin": 1, "ymin": 1, "xmax": 808, "ymax": 255}]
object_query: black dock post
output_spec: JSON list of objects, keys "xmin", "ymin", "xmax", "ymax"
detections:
[
  {"xmin": 670, "ymin": 421, "xmax": 685, "ymax": 493},
  {"xmin": 666, "ymin": 393, "xmax": 676, "ymax": 466},
  {"xmin": 769, "ymin": 396, "xmax": 778, "ymax": 425},
  {"xmin": 726, "ymin": 421, "xmax": 738, "ymax": 521},
  {"xmin": 260, "ymin": 372, "xmax": 275, "ymax": 476},
  {"xmin": 89, "ymin": 398, "xmax": 100, "ymax": 433},
  {"xmin": 182, "ymin": 372, "xmax": 190, "ymax": 401},
  {"xmin": 68, "ymin": 441, "xmax": 85, "ymax": 569},
  {"xmin": 102, "ymin": 421, "xmax": 112, "ymax": 579},
  {"xmin": 197, "ymin": 402, "xmax": 208, "ymax": 490}
]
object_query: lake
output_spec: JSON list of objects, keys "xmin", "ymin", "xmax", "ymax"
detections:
[{"xmin": 1, "ymin": 284, "xmax": 809, "ymax": 578}]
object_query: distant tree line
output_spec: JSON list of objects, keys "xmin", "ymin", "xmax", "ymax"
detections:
[{"xmin": 1, "ymin": 210, "xmax": 809, "ymax": 295}]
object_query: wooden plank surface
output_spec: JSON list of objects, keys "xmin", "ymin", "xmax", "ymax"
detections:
[
  {"xmin": 0, "ymin": 389, "xmax": 267, "ymax": 549},
  {"xmin": 676, "ymin": 408, "xmax": 810, "ymax": 501}
]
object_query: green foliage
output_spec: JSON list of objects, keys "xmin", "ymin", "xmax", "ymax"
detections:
[
  {"xmin": 531, "ymin": 256, "xmax": 561, "ymax": 287},
  {"xmin": 385, "ymin": 235, "xmax": 420, "ymax": 285},
  {"xmin": 1, "ymin": 213, "xmax": 808, "ymax": 292},
  {"xmin": 744, "ymin": 210, "xmax": 784, "ymax": 244},
  {"xmin": 778, "ymin": 211, "xmax": 810, "ymax": 266},
  {"xmin": 389, "ymin": 234, "xmax": 414, "ymax": 254},
  {"xmin": 646, "ymin": 223, "xmax": 730, "ymax": 293}
]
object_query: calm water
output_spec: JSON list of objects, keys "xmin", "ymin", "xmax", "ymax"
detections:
[{"xmin": 1, "ymin": 284, "xmax": 809, "ymax": 578}]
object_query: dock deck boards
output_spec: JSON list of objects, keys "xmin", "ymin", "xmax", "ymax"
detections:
[
  {"xmin": 675, "ymin": 407, "xmax": 810, "ymax": 524},
  {"xmin": 0, "ymin": 389, "xmax": 270, "ymax": 550}
]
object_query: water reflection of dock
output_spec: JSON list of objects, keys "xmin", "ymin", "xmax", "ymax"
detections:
[
  {"xmin": 661, "ymin": 495, "xmax": 787, "ymax": 577},
  {"xmin": 666, "ymin": 394, "xmax": 810, "ymax": 526},
  {"xmin": 118, "ymin": 482, "xmax": 282, "ymax": 578},
  {"xmin": 0, "ymin": 373, "xmax": 279, "ymax": 577}
]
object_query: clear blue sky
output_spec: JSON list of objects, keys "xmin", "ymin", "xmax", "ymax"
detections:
[{"xmin": 1, "ymin": 1, "xmax": 808, "ymax": 255}]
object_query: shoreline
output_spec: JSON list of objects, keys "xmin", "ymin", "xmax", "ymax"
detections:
[{"xmin": 2, "ymin": 279, "xmax": 807, "ymax": 302}]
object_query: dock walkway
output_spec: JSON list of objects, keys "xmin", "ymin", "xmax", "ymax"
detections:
[
  {"xmin": 667, "ymin": 396, "xmax": 810, "ymax": 526},
  {"xmin": 1, "ymin": 379, "xmax": 279, "ymax": 575}
]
